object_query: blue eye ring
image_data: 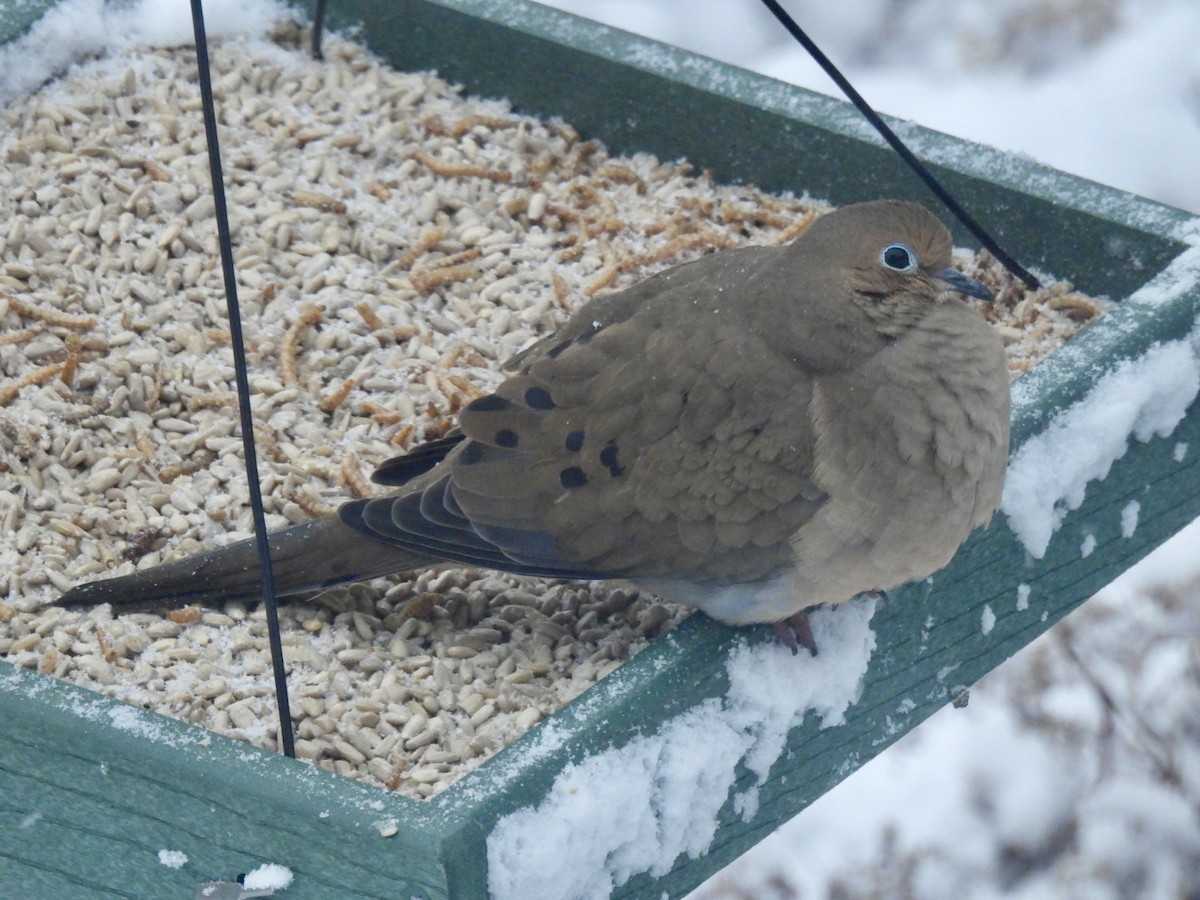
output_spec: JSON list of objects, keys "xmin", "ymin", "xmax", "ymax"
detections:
[{"xmin": 881, "ymin": 242, "xmax": 919, "ymax": 273}]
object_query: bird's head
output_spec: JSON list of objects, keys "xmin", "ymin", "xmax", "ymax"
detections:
[{"xmin": 806, "ymin": 200, "xmax": 993, "ymax": 338}]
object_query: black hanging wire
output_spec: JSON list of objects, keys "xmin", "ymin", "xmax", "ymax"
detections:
[
  {"xmin": 311, "ymin": 0, "xmax": 327, "ymax": 60},
  {"xmin": 757, "ymin": 0, "xmax": 1042, "ymax": 290},
  {"xmin": 189, "ymin": 0, "xmax": 296, "ymax": 758}
]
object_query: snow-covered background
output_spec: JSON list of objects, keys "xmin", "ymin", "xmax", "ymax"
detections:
[{"xmin": 532, "ymin": 1, "xmax": 1200, "ymax": 896}]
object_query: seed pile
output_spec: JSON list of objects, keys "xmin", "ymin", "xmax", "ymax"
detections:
[{"xmin": 0, "ymin": 19, "xmax": 1106, "ymax": 797}]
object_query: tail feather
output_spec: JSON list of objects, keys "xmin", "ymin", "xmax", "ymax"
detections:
[{"xmin": 57, "ymin": 516, "xmax": 436, "ymax": 609}]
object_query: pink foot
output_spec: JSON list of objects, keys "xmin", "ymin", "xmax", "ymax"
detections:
[{"xmin": 772, "ymin": 610, "xmax": 817, "ymax": 656}]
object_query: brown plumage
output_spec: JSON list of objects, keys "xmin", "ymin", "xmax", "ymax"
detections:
[{"xmin": 59, "ymin": 201, "xmax": 1010, "ymax": 638}]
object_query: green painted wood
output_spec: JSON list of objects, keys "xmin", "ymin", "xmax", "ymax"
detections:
[
  {"xmin": 0, "ymin": 0, "xmax": 50, "ymax": 45},
  {"xmin": 0, "ymin": 664, "xmax": 451, "ymax": 897},
  {"xmin": 2, "ymin": 1, "xmax": 1198, "ymax": 897}
]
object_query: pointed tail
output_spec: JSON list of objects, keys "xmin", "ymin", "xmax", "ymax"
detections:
[{"xmin": 57, "ymin": 516, "xmax": 435, "ymax": 609}]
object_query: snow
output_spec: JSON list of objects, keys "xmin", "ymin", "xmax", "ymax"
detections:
[
  {"xmin": 157, "ymin": 849, "xmax": 188, "ymax": 869},
  {"xmin": 240, "ymin": 863, "xmax": 294, "ymax": 892},
  {"xmin": 0, "ymin": 0, "xmax": 285, "ymax": 101},
  {"xmin": 1001, "ymin": 326, "xmax": 1200, "ymax": 558},
  {"xmin": 1121, "ymin": 499, "xmax": 1142, "ymax": 538},
  {"xmin": 486, "ymin": 599, "xmax": 876, "ymax": 900},
  {"xmin": 696, "ymin": 699, "xmax": 1085, "ymax": 898}
]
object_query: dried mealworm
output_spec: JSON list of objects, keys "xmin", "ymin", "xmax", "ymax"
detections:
[
  {"xmin": 720, "ymin": 201, "xmax": 790, "ymax": 231},
  {"xmin": 445, "ymin": 374, "xmax": 483, "ymax": 398},
  {"xmin": 158, "ymin": 449, "xmax": 218, "ymax": 484},
  {"xmin": 584, "ymin": 244, "xmax": 620, "ymax": 297},
  {"xmin": 293, "ymin": 189, "xmax": 347, "ymax": 214},
  {"xmin": 544, "ymin": 203, "xmax": 583, "ymax": 225},
  {"xmin": 423, "ymin": 113, "xmax": 518, "ymax": 138},
  {"xmin": 642, "ymin": 210, "xmax": 689, "ymax": 238},
  {"xmin": 0, "ymin": 327, "xmax": 43, "ymax": 346},
  {"xmin": 426, "ymin": 247, "xmax": 483, "ymax": 269},
  {"xmin": 340, "ymin": 453, "xmax": 374, "ymax": 498},
  {"xmin": 397, "ymin": 227, "xmax": 448, "ymax": 270},
  {"xmin": 391, "ymin": 422, "xmax": 415, "ymax": 448},
  {"xmin": 774, "ymin": 210, "xmax": 820, "ymax": 244},
  {"xmin": 410, "ymin": 251, "xmax": 483, "ymax": 293},
  {"xmin": 412, "ymin": 151, "xmax": 511, "ymax": 183},
  {"xmin": 319, "ymin": 378, "xmax": 358, "ymax": 414},
  {"xmin": 292, "ymin": 488, "xmax": 336, "ymax": 518},
  {"xmin": 0, "ymin": 361, "xmax": 67, "ymax": 406},
  {"xmin": 393, "ymin": 324, "xmax": 421, "ymax": 340},
  {"xmin": 4, "ymin": 293, "xmax": 97, "ymax": 330},
  {"xmin": 595, "ymin": 162, "xmax": 647, "ymax": 193},
  {"xmin": 280, "ymin": 306, "xmax": 324, "ymax": 386},
  {"xmin": 60, "ymin": 334, "xmax": 81, "ymax": 386},
  {"xmin": 410, "ymin": 263, "xmax": 481, "ymax": 293},
  {"xmin": 367, "ymin": 181, "xmax": 393, "ymax": 201},
  {"xmin": 551, "ymin": 271, "xmax": 571, "ymax": 309},
  {"xmin": 362, "ymin": 401, "xmax": 410, "ymax": 425},
  {"xmin": 185, "ymin": 392, "xmax": 237, "ymax": 411},
  {"xmin": 629, "ymin": 231, "xmax": 735, "ymax": 269},
  {"xmin": 95, "ymin": 627, "xmax": 118, "ymax": 662},
  {"xmin": 251, "ymin": 422, "xmax": 288, "ymax": 463},
  {"xmin": 555, "ymin": 235, "xmax": 584, "ymax": 263},
  {"xmin": 356, "ymin": 302, "xmax": 385, "ymax": 332},
  {"xmin": 559, "ymin": 139, "xmax": 600, "ymax": 178},
  {"xmin": 134, "ymin": 428, "xmax": 157, "ymax": 461},
  {"xmin": 584, "ymin": 216, "xmax": 625, "ymax": 238},
  {"xmin": 139, "ymin": 159, "xmax": 173, "ymax": 182},
  {"xmin": 423, "ymin": 418, "xmax": 455, "ymax": 441},
  {"xmin": 1048, "ymin": 293, "xmax": 1103, "ymax": 322}
]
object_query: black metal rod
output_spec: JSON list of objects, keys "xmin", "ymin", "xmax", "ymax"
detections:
[
  {"xmin": 189, "ymin": 0, "xmax": 296, "ymax": 758},
  {"xmin": 311, "ymin": 0, "xmax": 327, "ymax": 60}
]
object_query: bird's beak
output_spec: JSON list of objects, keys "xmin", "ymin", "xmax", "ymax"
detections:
[{"xmin": 934, "ymin": 267, "xmax": 993, "ymax": 301}]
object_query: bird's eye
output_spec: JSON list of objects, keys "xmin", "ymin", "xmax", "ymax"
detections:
[{"xmin": 881, "ymin": 242, "xmax": 919, "ymax": 273}]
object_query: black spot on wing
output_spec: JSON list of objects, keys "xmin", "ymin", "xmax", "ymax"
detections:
[
  {"xmin": 524, "ymin": 386, "xmax": 555, "ymax": 410},
  {"xmin": 494, "ymin": 428, "xmax": 519, "ymax": 448},
  {"xmin": 559, "ymin": 466, "xmax": 587, "ymax": 489},
  {"xmin": 599, "ymin": 441, "xmax": 625, "ymax": 477},
  {"xmin": 564, "ymin": 430, "xmax": 584, "ymax": 452}
]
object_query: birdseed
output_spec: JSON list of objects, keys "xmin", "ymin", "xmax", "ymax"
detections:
[{"xmin": 0, "ymin": 18, "xmax": 1108, "ymax": 798}]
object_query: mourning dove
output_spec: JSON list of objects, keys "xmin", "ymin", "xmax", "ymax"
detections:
[{"xmin": 59, "ymin": 200, "xmax": 1011, "ymax": 648}]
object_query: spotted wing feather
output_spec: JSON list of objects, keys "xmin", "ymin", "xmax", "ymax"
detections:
[{"xmin": 342, "ymin": 245, "xmax": 829, "ymax": 583}]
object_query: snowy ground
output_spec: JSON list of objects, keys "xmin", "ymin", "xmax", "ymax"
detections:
[{"xmin": 533, "ymin": 1, "xmax": 1200, "ymax": 896}]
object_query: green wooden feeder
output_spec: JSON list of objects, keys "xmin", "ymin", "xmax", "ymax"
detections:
[{"xmin": 2, "ymin": 1, "xmax": 1198, "ymax": 897}]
